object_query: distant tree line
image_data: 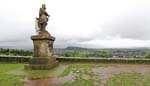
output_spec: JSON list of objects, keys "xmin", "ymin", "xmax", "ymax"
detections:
[
  {"xmin": 127, "ymin": 52, "xmax": 150, "ymax": 59},
  {"xmin": 60, "ymin": 50, "xmax": 150, "ymax": 59},
  {"xmin": 0, "ymin": 48, "xmax": 32, "ymax": 56},
  {"xmin": 61, "ymin": 50, "xmax": 112, "ymax": 58},
  {"xmin": 0, "ymin": 48, "xmax": 150, "ymax": 59}
]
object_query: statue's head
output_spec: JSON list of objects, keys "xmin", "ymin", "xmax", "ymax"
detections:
[{"xmin": 42, "ymin": 4, "xmax": 46, "ymax": 9}]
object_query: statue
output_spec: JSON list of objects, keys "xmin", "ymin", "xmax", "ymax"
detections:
[
  {"xmin": 37, "ymin": 4, "xmax": 50, "ymax": 32},
  {"xmin": 25, "ymin": 4, "xmax": 58, "ymax": 70}
]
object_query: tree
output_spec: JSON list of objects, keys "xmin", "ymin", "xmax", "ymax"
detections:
[{"xmin": 145, "ymin": 52, "xmax": 150, "ymax": 58}]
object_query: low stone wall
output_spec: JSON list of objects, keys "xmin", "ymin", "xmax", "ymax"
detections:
[
  {"xmin": 0, "ymin": 56, "xmax": 150, "ymax": 63},
  {"xmin": 0, "ymin": 56, "xmax": 30, "ymax": 62},
  {"xmin": 58, "ymin": 57, "xmax": 150, "ymax": 63}
]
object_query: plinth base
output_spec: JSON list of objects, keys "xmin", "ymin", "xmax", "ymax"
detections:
[
  {"xmin": 25, "ymin": 57, "xmax": 58, "ymax": 70},
  {"xmin": 26, "ymin": 30, "xmax": 59, "ymax": 70}
]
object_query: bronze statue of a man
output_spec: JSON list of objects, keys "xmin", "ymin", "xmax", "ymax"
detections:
[{"xmin": 37, "ymin": 4, "xmax": 50, "ymax": 31}]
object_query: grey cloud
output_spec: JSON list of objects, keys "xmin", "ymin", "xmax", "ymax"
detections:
[
  {"xmin": 101, "ymin": 9, "xmax": 150, "ymax": 40},
  {"xmin": 1, "ymin": 0, "xmax": 150, "ymax": 48}
]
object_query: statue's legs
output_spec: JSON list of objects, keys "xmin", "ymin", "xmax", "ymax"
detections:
[
  {"xmin": 38, "ymin": 23, "xmax": 46, "ymax": 31},
  {"xmin": 41, "ymin": 24, "xmax": 46, "ymax": 31},
  {"xmin": 38, "ymin": 16, "xmax": 48, "ymax": 32}
]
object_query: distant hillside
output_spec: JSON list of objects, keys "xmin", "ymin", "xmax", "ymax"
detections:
[
  {"xmin": 54, "ymin": 46, "xmax": 93, "ymax": 54},
  {"xmin": 64, "ymin": 46, "xmax": 90, "ymax": 50}
]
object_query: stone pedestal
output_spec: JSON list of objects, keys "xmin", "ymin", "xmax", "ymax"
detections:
[{"xmin": 25, "ymin": 31, "xmax": 58, "ymax": 70}]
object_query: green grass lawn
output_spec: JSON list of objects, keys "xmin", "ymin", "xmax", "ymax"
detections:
[
  {"xmin": 49, "ymin": 62, "xmax": 150, "ymax": 86},
  {"xmin": 106, "ymin": 72, "xmax": 150, "ymax": 86},
  {"xmin": 0, "ymin": 63, "xmax": 25, "ymax": 86},
  {"xmin": 0, "ymin": 63, "xmax": 51, "ymax": 86},
  {"xmin": 0, "ymin": 62, "xmax": 150, "ymax": 86},
  {"xmin": 50, "ymin": 63, "xmax": 101, "ymax": 86}
]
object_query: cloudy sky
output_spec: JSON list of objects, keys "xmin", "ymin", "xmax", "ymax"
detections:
[{"xmin": 1, "ymin": 0, "xmax": 150, "ymax": 49}]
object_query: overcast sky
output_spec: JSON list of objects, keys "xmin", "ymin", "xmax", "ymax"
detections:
[{"xmin": 1, "ymin": 0, "xmax": 150, "ymax": 49}]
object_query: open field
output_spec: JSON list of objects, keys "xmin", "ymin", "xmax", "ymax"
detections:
[{"xmin": 0, "ymin": 62, "xmax": 150, "ymax": 86}]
